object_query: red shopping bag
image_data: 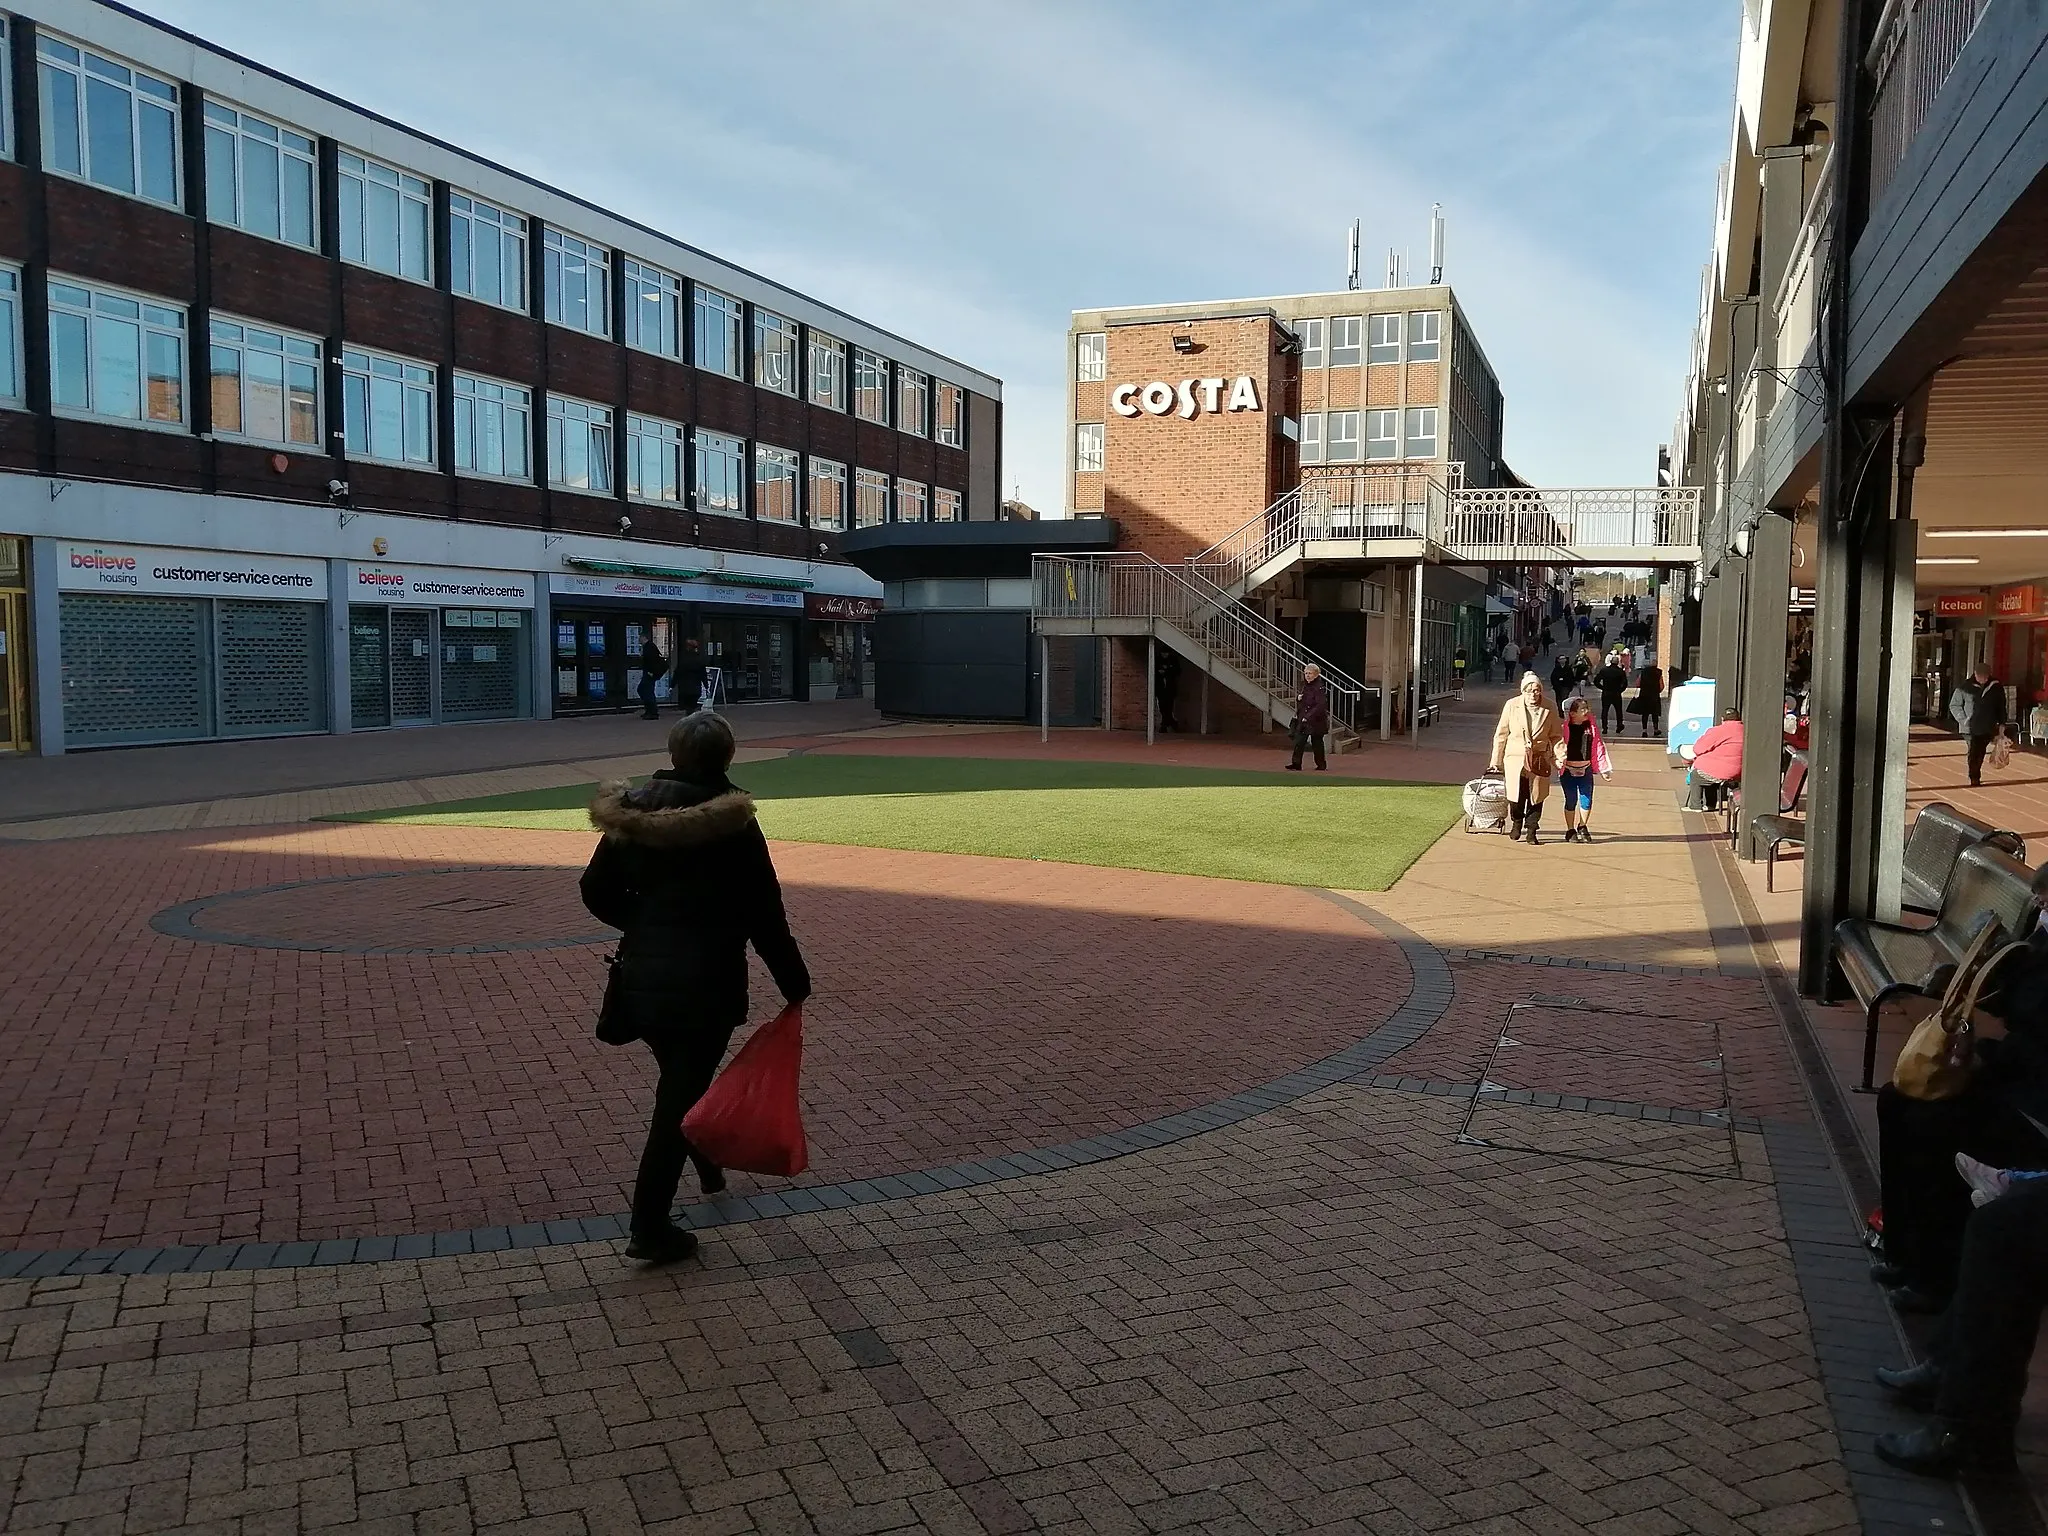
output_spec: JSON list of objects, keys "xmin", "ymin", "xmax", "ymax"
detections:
[{"xmin": 681, "ymin": 1003, "xmax": 809, "ymax": 1176}]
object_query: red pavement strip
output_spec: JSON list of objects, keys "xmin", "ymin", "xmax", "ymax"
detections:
[{"xmin": 0, "ymin": 824, "xmax": 1406, "ymax": 1253}]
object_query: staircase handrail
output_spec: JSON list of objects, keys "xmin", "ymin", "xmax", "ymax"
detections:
[
  {"xmin": 1188, "ymin": 467, "xmax": 1446, "ymax": 597},
  {"xmin": 1034, "ymin": 552, "xmax": 1371, "ymax": 736}
]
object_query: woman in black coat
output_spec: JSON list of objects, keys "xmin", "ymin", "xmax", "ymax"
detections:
[{"xmin": 580, "ymin": 712, "xmax": 811, "ymax": 1264}]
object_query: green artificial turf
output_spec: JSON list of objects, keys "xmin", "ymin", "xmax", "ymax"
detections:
[{"xmin": 327, "ymin": 754, "xmax": 1462, "ymax": 890}]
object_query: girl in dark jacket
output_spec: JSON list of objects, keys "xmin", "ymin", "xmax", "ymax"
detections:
[{"xmin": 580, "ymin": 712, "xmax": 810, "ymax": 1264}]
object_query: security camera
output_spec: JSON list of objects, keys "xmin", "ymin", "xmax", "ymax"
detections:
[
  {"xmin": 326, "ymin": 478, "xmax": 350, "ymax": 498},
  {"xmin": 617, "ymin": 514, "xmax": 633, "ymax": 535}
]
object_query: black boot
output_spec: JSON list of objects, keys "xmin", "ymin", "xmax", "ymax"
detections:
[
  {"xmin": 1885, "ymin": 1283, "xmax": 1945, "ymax": 1315},
  {"xmin": 1508, "ymin": 813, "xmax": 1524, "ymax": 842},
  {"xmin": 625, "ymin": 1225, "xmax": 699, "ymax": 1265},
  {"xmin": 1874, "ymin": 1359, "xmax": 1941, "ymax": 1410},
  {"xmin": 1525, "ymin": 807, "xmax": 1542, "ymax": 846},
  {"xmin": 1874, "ymin": 1422, "xmax": 2017, "ymax": 1477}
]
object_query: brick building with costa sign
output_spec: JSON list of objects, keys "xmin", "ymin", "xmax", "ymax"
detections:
[
  {"xmin": 0, "ymin": 0, "xmax": 1004, "ymax": 754},
  {"xmin": 1061, "ymin": 286, "xmax": 1506, "ymax": 734}
]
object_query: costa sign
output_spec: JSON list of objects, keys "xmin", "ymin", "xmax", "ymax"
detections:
[{"xmin": 1110, "ymin": 375, "xmax": 1262, "ymax": 420}]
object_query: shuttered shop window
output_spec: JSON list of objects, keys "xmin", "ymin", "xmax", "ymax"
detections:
[
  {"xmin": 60, "ymin": 593, "xmax": 209, "ymax": 746},
  {"xmin": 216, "ymin": 600, "xmax": 324, "ymax": 737}
]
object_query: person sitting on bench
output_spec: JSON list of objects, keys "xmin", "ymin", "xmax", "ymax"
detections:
[
  {"xmin": 1681, "ymin": 707, "xmax": 1744, "ymax": 809},
  {"xmin": 1871, "ymin": 931, "xmax": 2048, "ymax": 1315}
]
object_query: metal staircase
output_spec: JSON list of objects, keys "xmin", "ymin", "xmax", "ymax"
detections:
[
  {"xmin": 1030, "ymin": 465, "xmax": 1701, "ymax": 741},
  {"xmin": 1033, "ymin": 553, "xmax": 1371, "ymax": 745}
]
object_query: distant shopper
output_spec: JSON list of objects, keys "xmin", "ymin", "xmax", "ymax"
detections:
[
  {"xmin": 1453, "ymin": 646, "xmax": 1468, "ymax": 689},
  {"xmin": 1953, "ymin": 664, "xmax": 2009, "ymax": 787},
  {"xmin": 1631, "ymin": 663, "xmax": 1665, "ymax": 737},
  {"xmin": 1155, "ymin": 647, "xmax": 1183, "ymax": 733},
  {"xmin": 580, "ymin": 712, "xmax": 812, "ymax": 1266},
  {"xmin": 1593, "ymin": 656, "xmax": 1629, "ymax": 733},
  {"xmin": 637, "ymin": 638, "xmax": 668, "ymax": 720},
  {"xmin": 1489, "ymin": 672, "xmax": 1563, "ymax": 845},
  {"xmin": 1554, "ymin": 695, "xmax": 1614, "ymax": 844},
  {"xmin": 1288, "ymin": 664, "xmax": 1329, "ymax": 772},
  {"xmin": 1549, "ymin": 652, "xmax": 1577, "ymax": 708},
  {"xmin": 673, "ymin": 638, "xmax": 707, "ymax": 714}
]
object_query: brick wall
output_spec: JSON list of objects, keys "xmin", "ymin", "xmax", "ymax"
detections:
[{"xmin": 1103, "ymin": 316, "xmax": 1288, "ymax": 564}]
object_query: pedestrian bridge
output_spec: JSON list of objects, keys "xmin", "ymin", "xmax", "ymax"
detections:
[{"xmin": 1438, "ymin": 485, "xmax": 1703, "ymax": 567}]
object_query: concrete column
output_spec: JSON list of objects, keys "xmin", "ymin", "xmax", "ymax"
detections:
[
  {"xmin": 326, "ymin": 558, "xmax": 352, "ymax": 735},
  {"xmin": 1871, "ymin": 516, "xmax": 1917, "ymax": 921},
  {"xmin": 1102, "ymin": 636, "xmax": 1112, "ymax": 731},
  {"xmin": 1379, "ymin": 565, "xmax": 1394, "ymax": 740},
  {"xmin": 1411, "ymin": 562, "xmax": 1425, "ymax": 744},
  {"xmin": 1718, "ymin": 553, "xmax": 1750, "ymax": 701},
  {"xmin": 1736, "ymin": 516, "xmax": 1792, "ymax": 854},
  {"xmin": 1146, "ymin": 634, "xmax": 1156, "ymax": 746},
  {"xmin": 531, "ymin": 579, "xmax": 554, "ymax": 721},
  {"xmin": 1040, "ymin": 633, "xmax": 1049, "ymax": 743},
  {"xmin": 1801, "ymin": 416, "xmax": 1894, "ymax": 995},
  {"xmin": 28, "ymin": 537, "xmax": 62, "ymax": 756}
]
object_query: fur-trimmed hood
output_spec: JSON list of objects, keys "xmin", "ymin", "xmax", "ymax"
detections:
[{"xmin": 589, "ymin": 777, "xmax": 757, "ymax": 848}]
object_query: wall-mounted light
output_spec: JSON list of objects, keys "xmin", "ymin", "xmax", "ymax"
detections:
[
  {"xmin": 1171, "ymin": 334, "xmax": 1199, "ymax": 354},
  {"xmin": 1732, "ymin": 524, "xmax": 1754, "ymax": 558},
  {"xmin": 1916, "ymin": 556, "xmax": 1980, "ymax": 565},
  {"xmin": 1927, "ymin": 527, "xmax": 2048, "ymax": 539}
]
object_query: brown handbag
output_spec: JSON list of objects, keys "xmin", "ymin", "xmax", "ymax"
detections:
[{"xmin": 1891, "ymin": 922, "xmax": 2028, "ymax": 1101}]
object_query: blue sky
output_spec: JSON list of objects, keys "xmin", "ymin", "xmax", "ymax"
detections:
[{"xmin": 146, "ymin": 0, "xmax": 1736, "ymax": 512}]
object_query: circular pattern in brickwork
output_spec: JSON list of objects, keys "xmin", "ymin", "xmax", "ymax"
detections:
[{"xmin": 150, "ymin": 866, "xmax": 614, "ymax": 954}]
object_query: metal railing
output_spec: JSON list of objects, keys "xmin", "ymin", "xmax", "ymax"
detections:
[
  {"xmin": 1188, "ymin": 468, "xmax": 1447, "ymax": 598},
  {"xmin": 1437, "ymin": 487, "xmax": 1700, "ymax": 556},
  {"xmin": 1868, "ymin": 0, "xmax": 1987, "ymax": 206},
  {"xmin": 1034, "ymin": 552, "xmax": 1368, "ymax": 737},
  {"xmin": 1773, "ymin": 149, "xmax": 1834, "ymax": 373}
]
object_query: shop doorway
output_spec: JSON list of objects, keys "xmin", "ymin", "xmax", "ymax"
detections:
[
  {"xmin": 390, "ymin": 609, "xmax": 435, "ymax": 725},
  {"xmin": 0, "ymin": 589, "xmax": 28, "ymax": 753},
  {"xmin": 701, "ymin": 617, "xmax": 795, "ymax": 702}
]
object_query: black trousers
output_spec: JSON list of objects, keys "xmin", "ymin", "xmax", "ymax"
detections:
[
  {"xmin": 1967, "ymin": 733, "xmax": 1992, "ymax": 784},
  {"xmin": 1636, "ymin": 700, "xmax": 1662, "ymax": 733},
  {"xmin": 637, "ymin": 674, "xmax": 659, "ymax": 716},
  {"xmin": 1510, "ymin": 775, "xmax": 1546, "ymax": 829},
  {"xmin": 1600, "ymin": 694, "xmax": 1625, "ymax": 732},
  {"xmin": 1932, "ymin": 1174, "xmax": 2048, "ymax": 1432},
  {"xmin": 633, "ymin": 1026, "xmax": 736, "ymax": 1234},
  {"xmin": 1290, "ymin": 731, "xmax": 1326, "ymax": 770},
  {"xmin": 1877, "ymin": 1083, "xmax": 2047, "ymax": 1298}
]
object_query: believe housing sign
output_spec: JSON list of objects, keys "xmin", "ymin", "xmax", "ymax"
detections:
[{"xmin": 58, "ymin": 542, "xmax": 328, "ymax": 600}]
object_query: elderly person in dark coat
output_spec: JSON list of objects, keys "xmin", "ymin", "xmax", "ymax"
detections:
[{"xmin": 580, "ymin": 712, "xmax": 811, "ymax": 1265}]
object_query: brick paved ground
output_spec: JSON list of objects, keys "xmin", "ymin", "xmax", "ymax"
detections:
[{"xmin": 1, "ymin": 705, "xmax": 2004, "ymax": 1534}]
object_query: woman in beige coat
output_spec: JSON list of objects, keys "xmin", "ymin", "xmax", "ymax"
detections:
[{"xmin": 1489, "ymin": 672, "xmax": 1564, "ymax": 844}]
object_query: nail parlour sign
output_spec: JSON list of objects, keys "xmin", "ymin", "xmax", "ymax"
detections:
[{"xmin": 1110, "ymin": 376, "xmax": 1262, "ymax": 420}]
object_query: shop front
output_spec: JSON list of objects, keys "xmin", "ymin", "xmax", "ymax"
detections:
[
  {"xmin": 55, "ymin": 540, "xmax": 329, "ymax": 748},
  {"xmin": 1, "ymin": 536, "xmax": 28, "ymax": 753},
  {"xmin": 1990, "ymin": 583, "xmax": 2046, "ymax": 742},
  {"xmin": 344, "ymin": 563, "xmax": 535, "ymax": 729},
  {"xmin": 548, "ymin": 570, "xmax": 810, "ymax": 712},
  {"xmin": 1922, "ymin": 591, "xmax": 1988, "ymax": 724},
  {"xmin": 806, "ymin": 593, "xmax": 880, "ymax": 700}
]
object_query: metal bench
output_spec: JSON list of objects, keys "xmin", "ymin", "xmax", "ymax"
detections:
[
  {"xmin": 1899, "ymin": 802, "xmax": 2026, "ymax": 914},
  {"xmin": 1742, "ymin": 752, "xmax": 1810, "ymax": 886},
  {"xmin": 1836, "ymin": 842, "xmax": 2039, "ymax": 1091}
]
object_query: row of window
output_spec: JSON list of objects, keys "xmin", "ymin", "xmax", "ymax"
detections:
[
  {"xmin": 1300, "ymin": 407, "xmax": 1440, "ymax": 464},
  {"xmin": 1071, "ymin": 312, "xmax": 1442, "ymax": 381},
  {"xmin": 1068, "ymin": 406, "xmax": 1441, "ymax": 473},
  {"xmin": 23, "ymin": 25, "xmax": 967, "ymax": 442},
  {"xmin": 0, "ymin": 270, "xmax": 958, "ymax": 527}
]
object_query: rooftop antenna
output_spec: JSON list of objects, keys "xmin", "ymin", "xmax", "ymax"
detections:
[
  {"xmin": 1346, "ymin": 220, "xmax": 1360, "ymax": 291},
  {"xmin": 1385, "ymin": 246, "xmax": 1399, "ymax": 288},
  {"xmin": 1429, "ymin": 203, "xmax": 1445, "ymax": 284}
]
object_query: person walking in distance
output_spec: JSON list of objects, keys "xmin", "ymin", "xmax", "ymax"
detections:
[
  {"xmin": 1155, "ymin": 646, "xmax": 1183, "ymax": 733},
  {"xmin": 1288, "ymin": 663, "xmax": 1329, "ymax": 772},
  {"xmin": 1631, "ymin": 660, "xmax": 1664, "ymax": 738},
  {"xmin": 1555, "ymin": 694, "xmax": 1614, "ymax": 844},
  {"xmin": 1593, "ymin": 652, "xmax": 1629, "ymax": 734},
  {"xmin": 1953, "ymin": 663, "xmax": 2009, "ymax": 787},
  {"xmin": 1549, "ymin": 649, "xmax": 1577, "ymax": 711},
  {"xmin": 579, "ymin": 713, "xmax": 811, "ymax": 1265},
  {"xmin": 637, "ymin": 635, "xmax": 668, "ymax": 721},
  {"xmin": 1490, "ymin": 672, "xmax": 1563, "ymax": 845},
  {"xmin": 672, "ymin": 637, "xmax": 707, "ymax": 714}
]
